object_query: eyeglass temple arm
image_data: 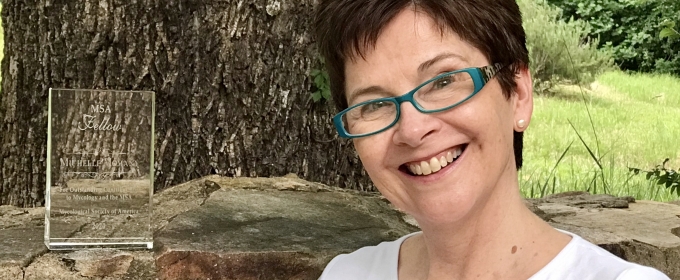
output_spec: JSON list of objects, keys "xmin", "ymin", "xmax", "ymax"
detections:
[{"xmin": 480, "ymin": 63, "xmax": 505, "ymax": 83}]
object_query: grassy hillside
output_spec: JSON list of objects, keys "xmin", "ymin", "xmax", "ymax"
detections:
[{"xmin": 521, "ymin": 71, "xmax": 680, "ymax": 201}]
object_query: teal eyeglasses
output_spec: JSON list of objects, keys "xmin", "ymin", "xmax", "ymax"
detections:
[{"xmin": 333, "ymin": 63, "xmax": 505, "ymax": 138}]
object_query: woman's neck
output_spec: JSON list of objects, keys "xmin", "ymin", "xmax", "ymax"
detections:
[{"xmin": 398, "ymin": 170, "xmax": 570, "ymax": 280}]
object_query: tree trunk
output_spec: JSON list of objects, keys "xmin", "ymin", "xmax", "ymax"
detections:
[{"xmin": 0, "ymin": 0, "xmax": 373, "ymax": 207}]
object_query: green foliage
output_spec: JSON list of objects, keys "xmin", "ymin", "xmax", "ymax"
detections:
[
  {"xmin": 546, "ymin": 0, "xmax": 680, "ymax": 75},
  {"xmin": 629, "ymin": 159, "xmax": 680, "ymax": 196},
  {"xmin": 660, "ymin": 20, "xmax": 679, "ymax": 40},
  {"xmin": 519, "ymin": 0, "xmax": 614, "ymax": 93},
  {"xmin": 310, "ymin": 58, "xmax": 331, "ymax": 103}
]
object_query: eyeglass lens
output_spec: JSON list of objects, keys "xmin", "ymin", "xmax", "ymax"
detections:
[{"xmin": 342, "ymin": 71, "xmax": 475, "ymax": 136}]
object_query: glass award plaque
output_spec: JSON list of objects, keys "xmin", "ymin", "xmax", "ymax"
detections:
[{"xmin": 46, "ymin": 88, "xmax": 154, "ymax": 250}]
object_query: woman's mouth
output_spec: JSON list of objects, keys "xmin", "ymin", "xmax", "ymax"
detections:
[{"xmin": 402, "ymin": 144, "xmax": 467, "ymax": 176}]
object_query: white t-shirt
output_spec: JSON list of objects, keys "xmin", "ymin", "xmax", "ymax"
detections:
[{"xmin": 319, "ymin": 230, "xmax": 670, "ymax": 280}]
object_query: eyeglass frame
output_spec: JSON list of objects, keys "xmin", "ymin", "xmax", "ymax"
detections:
[{"xmin": 333, "ymin": 63, "xmax": 506, "ymax": 138}]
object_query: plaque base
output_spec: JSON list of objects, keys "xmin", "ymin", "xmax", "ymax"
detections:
[
  {"xmin": 45, "ymin": 239, "xmax": 153, "ymax": 250},
  {"xmin": 44, "ymin": 177, "xmax": 153, "ymax": 250}
]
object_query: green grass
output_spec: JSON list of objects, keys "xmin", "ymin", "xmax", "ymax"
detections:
[{"xmin": 521, "ymin": 71, "xmax": 680, "ymax": 202}]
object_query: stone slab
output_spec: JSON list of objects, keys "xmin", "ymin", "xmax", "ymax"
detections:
[
  {"xmin": 0, "ymin": 207, "xmax": 51, "ymax": 278},
  {"xmin": 0, "ymin": 227, "xmax": 45, "ymax": 268},
  {"xmin": 534, "ymin": 191, "xmax": 635, "ymax": 209},
  {"xmin": 63, "ymin": 250, "xmax": 134, "ymax": 277},
  {"xmin": 548, "ymin": 200, "xmax": 680, "ymax": 278},
  {"xmin": 155, "ymin": 187, "xmax": 418, "ymax": 280},
  {"xmin": 552, "ymin": 201, "xmax": 680, "ymax": 248},
  {"xmin": 2, "ymin": 176, "xmax": 678, "ymax": 279},
  {"xmin": 23, "ymin": 251, "xmax": 154, "ymax": 280},
  {"xmin": 0, "ymin": 266, "xmax": 23, "ymax": 280}
]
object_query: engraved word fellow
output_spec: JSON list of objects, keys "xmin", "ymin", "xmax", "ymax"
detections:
[{"xmin": 77, "ymin": 104, "xmax": 123, "ymax": 131}]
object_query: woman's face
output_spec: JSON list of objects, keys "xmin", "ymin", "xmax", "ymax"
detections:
[{"xmin": 344, "ymin": 9, "xmax": 533, "ymax": 226}]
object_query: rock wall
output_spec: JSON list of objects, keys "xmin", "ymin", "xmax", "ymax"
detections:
[{"xmin": 1, "ymin": 176, "xmax": 678, "ymax": 279}]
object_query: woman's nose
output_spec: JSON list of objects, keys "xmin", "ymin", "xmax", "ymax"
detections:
[{"xmin": 392, "ymin": 102, "xmax": 440, "ymax": 147}]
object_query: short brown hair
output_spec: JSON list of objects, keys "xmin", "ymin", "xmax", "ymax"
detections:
[{"xmin": 314, "ymin": 0, "xmax": 529, "ymax": 169}]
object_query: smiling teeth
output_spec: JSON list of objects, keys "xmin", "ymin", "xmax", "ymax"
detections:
[{"xmin": 408, "ymin": 147, "xmax": 463, "ymax": 176}]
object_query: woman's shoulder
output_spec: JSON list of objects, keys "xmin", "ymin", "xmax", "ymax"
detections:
[
  {"xmin": 530, "ymin": 230, "xmax": 670, "ymax": 280},
  {"xmin": 615, "ymin": 266, "xmax": 670, "ymax": 280},
  {"xmin": 318, "ymin": 232, "xmax": 420, "ymax": 280}
]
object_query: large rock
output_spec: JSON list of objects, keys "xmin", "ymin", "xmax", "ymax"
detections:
[
  {"xmin": 0, "ymin": 178, "xmax": 679, "ymax": 279},
  {"xmin": 154, "ymin": 175, "xmax": 417, "ymax": 280},
  {"xmin": 0, "ymin": 206, "xmax": 50, "ymax": 280},
  {"xmin": 527, "ymin": 191, "xmax": 680, "ymax": 278}
]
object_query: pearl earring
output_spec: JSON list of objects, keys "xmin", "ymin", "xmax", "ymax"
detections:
[{"xmin": 517, "ymin": 119, "xmax": 526, "ymax": 129}]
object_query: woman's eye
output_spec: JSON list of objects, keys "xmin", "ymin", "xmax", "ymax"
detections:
[
  {"xmin": 363, "ymin": 101, "xmax": 388, "ymax": 113},
  {"xmin": 433, "ymin": 76, "xmax": 454, "ymax": 89}
]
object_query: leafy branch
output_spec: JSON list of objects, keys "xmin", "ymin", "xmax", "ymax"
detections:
[
  {"xmin": 629, "ymin": 158, "xmax": 680, "ymax": 196},
  {"xmin": 310, "ymin": 57, "xmax": 331, "ymax": 102}
]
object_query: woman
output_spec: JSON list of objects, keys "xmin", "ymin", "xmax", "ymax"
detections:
[{"xmin": 313, "ymin": 0, "xmax": 670, "ymax": 279}]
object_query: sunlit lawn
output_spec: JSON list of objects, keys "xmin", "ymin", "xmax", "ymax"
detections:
[{"xmin": 521, "ymin": 71, "xmax": 680, "ymax": 201}]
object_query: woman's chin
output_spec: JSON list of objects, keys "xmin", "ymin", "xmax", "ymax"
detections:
[{"xmin": 406, "ymin": 195, "xmax": 479, "ymax": 228}]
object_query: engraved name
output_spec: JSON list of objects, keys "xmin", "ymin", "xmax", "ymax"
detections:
[{"xmin": 59, "ymin": 158, "xmax": 139, "ymax": 168}]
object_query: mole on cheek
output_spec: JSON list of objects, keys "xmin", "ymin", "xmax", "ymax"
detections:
[{"xmin": 511, "ymin": 245, "xmax": 517, "ymax": 254}]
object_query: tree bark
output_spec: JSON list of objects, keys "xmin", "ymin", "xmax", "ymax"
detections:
[{"xmin": 0, "ymin": 0, "xmax": 373, "ymax": 207}]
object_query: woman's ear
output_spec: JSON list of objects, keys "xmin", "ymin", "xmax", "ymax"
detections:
[{"xmin": 513, "ymin": 66, "xmax": 534, "ymax": 132}]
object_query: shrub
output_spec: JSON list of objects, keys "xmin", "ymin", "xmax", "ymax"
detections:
[
  {"xmin": 546, "ymin": 0, "xmax": 680, "ymax": 75},
  {"xmin": 519, "ymin": 0, "xmax": 614, "ymax": 93}
]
